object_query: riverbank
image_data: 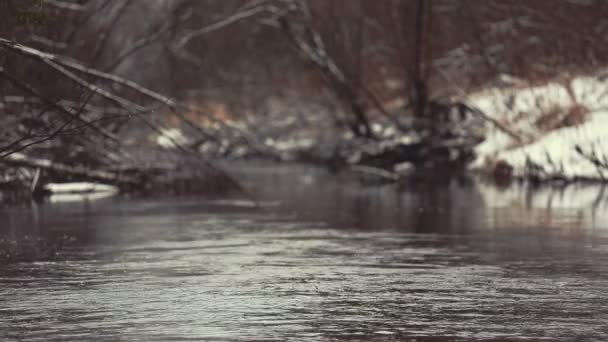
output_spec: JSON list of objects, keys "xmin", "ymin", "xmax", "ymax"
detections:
[
  {"xmin": 469, "ymin": 72, "xmax": 608, "ymax": 182},
  {"xmin": 3, "ymin": 70, "xmax": 608, "ymax": 206},
  {"xmin": 149, "ymin": 72, "xmax": 608, "ymax": 186}
]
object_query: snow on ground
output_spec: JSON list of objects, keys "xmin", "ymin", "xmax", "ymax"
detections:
[
  {"xmin": 156, "ymin": 128, "xmax": 190, "ymax": 148},
  {"xmin": 496, "ymin": 113, "xmax": 608, "ymax": 179},
  {"xmin": 468, "ymin": 73, "xmax": 608, "ymax": 180},
  {"xmin": 44, "ymin": 182, "xmax": 118, "ymax": 194},
  {"xmin": 44, "ymin": 182, "xmax": 119, "ymax": 202}
]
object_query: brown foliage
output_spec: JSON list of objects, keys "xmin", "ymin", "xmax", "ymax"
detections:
[{"xmin": 535, "ymin": 104, "xmax": 588, "ymax": 132}]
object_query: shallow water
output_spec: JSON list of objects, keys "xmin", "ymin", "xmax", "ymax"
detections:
[{"xmin": 1, "ymin": 164, "xmax": 608, "ymax": 341}]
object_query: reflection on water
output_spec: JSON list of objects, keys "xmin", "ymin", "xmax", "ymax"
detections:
[{"xmin": 1, "ymin": 163, "xmax": 608, "ymax": 341}]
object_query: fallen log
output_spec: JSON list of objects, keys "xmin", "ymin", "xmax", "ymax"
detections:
[{"xmin": 1, "ymin": 153, "xmax": 140, "ymax": 186}]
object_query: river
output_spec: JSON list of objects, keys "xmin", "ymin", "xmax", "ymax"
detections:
[{"xmin": 1, "ymin": 163, "xmax": 608, "ymax": 341}]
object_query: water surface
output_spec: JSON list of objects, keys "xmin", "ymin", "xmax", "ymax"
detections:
[{"xmin": 1, "ymin": 164, "xmax": 608, "ymax": 341}]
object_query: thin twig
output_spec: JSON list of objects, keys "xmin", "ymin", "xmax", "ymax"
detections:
[{"xmin": 0, "ymin": 67, "xmax": 120, "ymax": 144}]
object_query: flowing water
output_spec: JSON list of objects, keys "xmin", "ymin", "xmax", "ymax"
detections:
[{"xmin": 1, "ymin": 163, "xmax": 608, "ymax": 341}]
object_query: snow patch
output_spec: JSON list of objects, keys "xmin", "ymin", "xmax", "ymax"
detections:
[
  {"xmin": 156, "ymin": 128, "xmax": 190, "ymax": 148},
  {"xmin": 469, "ymin": 74, "xmax": 608, "ymax": 180},
  {"xmin": 44, "ymin": 182, "xmax": 119, "ymax": 194},
  {"xmin": 496, "ymin": 113, "xmax": 608, "ymax": 179},
  {"xmin": 44, "ymin": 182, "xmax": 119, "ymax": 202}
]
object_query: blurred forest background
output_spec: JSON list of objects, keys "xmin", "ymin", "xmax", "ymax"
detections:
[{"xmin": 2, "ymin": 0, "xmax": 608, "ymax": 200}]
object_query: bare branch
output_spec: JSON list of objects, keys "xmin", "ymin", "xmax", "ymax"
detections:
[
  {"xmin": 105, "ymin": 21, "xmax": 174, "ymax": 72},
  {"xmin": 0, "ymin": 117, "xmax": 75, "ymax": 159},
  {"xmin": 42, "ymin": 0, "xmax": 84, "ymax": 11},
  {"xmin": 0, "ymin": 66, "xmax": 120, "ymax": 144},
  {"xmin": 172, "ymin": 2, "xmax": 282, "ymax": 65},
  {"xmin": 29, "ymin": 35, "xmax": 68, "ymax": 50},
  {"xmin": 1, "ymin": 38, "xmax": 263, "ymax": 198}
]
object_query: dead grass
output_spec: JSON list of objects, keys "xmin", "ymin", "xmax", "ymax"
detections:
[{"xmin": 534, "ymin": 103, "xmax": 588, "ymax": 132}]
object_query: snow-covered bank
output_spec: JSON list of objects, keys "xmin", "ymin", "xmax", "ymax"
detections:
[
  {"xmin": 491, "ymin": 114, "xmax": 608, "ymax": 179},
  {"xmin": 468, "ymin": 73, "xmax": 608, "ymax": 181}
]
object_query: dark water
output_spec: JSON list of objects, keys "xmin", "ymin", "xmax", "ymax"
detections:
[{"xmin": 2, "ymin": 163, "xmax": 608, "ymax": 341}]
